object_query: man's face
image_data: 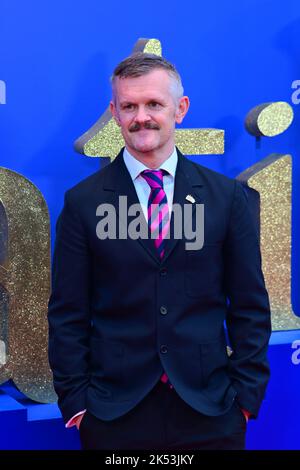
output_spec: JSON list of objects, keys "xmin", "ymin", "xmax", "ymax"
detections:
[{"xmin": 110, "ymin": 69, "xmax": 189, "ymax": 158}]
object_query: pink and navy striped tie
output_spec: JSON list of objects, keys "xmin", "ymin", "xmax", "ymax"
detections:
[
  {"xmin": 141, "ymin": 169, "xmax": 170, "ymax": 259},
  {"xmin": 141, "ymin": 169, "xmax": 172, "ymax": 388}
]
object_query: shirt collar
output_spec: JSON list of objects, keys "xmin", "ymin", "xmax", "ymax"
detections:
[{"xmin": 123, "ymin": 147, "xmax": 178, "ymax": 181}]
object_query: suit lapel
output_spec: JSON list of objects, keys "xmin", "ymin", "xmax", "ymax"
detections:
[
  {"xmin": 163, "ymin": 149, "xmax": 204, "ymax": 262},
  {"xmin": 103, "ymin": 149, "xmax": 160, "ymax": 264}
]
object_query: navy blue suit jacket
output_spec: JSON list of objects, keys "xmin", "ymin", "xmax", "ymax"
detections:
[{"xmin": 48, "ymin": 148, "xmax": 271, "ymax": 423}]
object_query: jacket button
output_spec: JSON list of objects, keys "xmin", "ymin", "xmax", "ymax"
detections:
[
  {"xmin": 160, "ymin": 306, "xmax": 168, "ymax": 315},
  {"xmin": 160, "ymin": 345, "xmax": 168, "ymax": 354},
  {"xmin": 160, "ymin": 268, "xmax": 167, "ymax": 276}
]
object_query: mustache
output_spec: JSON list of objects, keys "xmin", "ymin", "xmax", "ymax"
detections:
[{"xmin": 129, "ymin": 121, "xmax": 160, "ymax": 132}]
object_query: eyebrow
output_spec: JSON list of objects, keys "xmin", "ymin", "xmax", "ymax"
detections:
[{"xmin": 120, "ymin": 98, "xmax": 165, "ymax": 107}]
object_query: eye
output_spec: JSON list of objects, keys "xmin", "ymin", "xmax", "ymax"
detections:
[
  {"xmin": 121, "ymin": 103, "xmax": 134, "ymax": 111},
  {"xmin": 148, "ymin": 101, "xmax": 160, "ymax": 109}
]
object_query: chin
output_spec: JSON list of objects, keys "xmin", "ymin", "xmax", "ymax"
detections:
[
  {"xmin": 132, "ymin": 140, "xmax": 159, "ymax": 153},
  {"xmin": 136, "ymin": 147, "xmax": 157, "ymax": 154}
]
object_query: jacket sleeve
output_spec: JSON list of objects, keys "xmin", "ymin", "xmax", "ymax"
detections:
[
  {"xmin": 48, "ymin": 190, "xmax": 91, "ymax": 423},
  {"xmin": 224, "ymin": 180, "xmax": 272, "ymax": 418}
]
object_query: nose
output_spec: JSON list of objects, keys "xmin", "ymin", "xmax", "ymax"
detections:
[{"xmin": 134, "ymin": 105, "xmax": 150, "ymax": 123}]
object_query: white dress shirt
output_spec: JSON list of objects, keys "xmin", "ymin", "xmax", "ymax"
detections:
[{"xmin": 122, "ymin": 147, "xmax": 178, "ymax": 220}]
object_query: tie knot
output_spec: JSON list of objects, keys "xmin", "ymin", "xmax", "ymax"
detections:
[{"xmin": 141, "ymin": 169, "xmax": 165, "ymax": 189}]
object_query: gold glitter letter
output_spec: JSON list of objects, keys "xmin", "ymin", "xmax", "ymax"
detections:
[
  {"xmin": 238, "ymin": 154, "xmax": 300, "ymax": 331},
  {"xmin": 0, "ymin": 168, "xmax": 56, "ymax": 402}
]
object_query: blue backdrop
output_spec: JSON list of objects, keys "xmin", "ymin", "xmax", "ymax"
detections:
[{"xmin": 0, "ymin": 0, "xmax": 299, "ymax": 449}]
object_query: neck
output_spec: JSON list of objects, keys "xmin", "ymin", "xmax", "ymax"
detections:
[{"xmin": 127, "ymin": 143, "xmax": 175, "ymax": 169}]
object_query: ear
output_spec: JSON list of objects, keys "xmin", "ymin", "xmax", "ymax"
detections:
[
  {"xmin": 175, "ymin": 96, "xmax": 190, "ymax": 124},
  {"xmin": 110, "ymin": 100, "xmax": 121, "ymax": 126}
]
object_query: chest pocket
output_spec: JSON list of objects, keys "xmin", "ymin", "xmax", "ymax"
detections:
[{"xmin": 185, "ymin": 244, "xmax": 224, "ymax": 297}]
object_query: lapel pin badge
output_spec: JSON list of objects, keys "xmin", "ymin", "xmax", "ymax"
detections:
[{"xmin": 185, "ymin": 194, "xmax": 195, "ymax": 203}]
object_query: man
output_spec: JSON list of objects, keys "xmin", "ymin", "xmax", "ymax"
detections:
[{"xmin": 48, "ymin": 53, "xmax": 271, "ymax": 450}]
